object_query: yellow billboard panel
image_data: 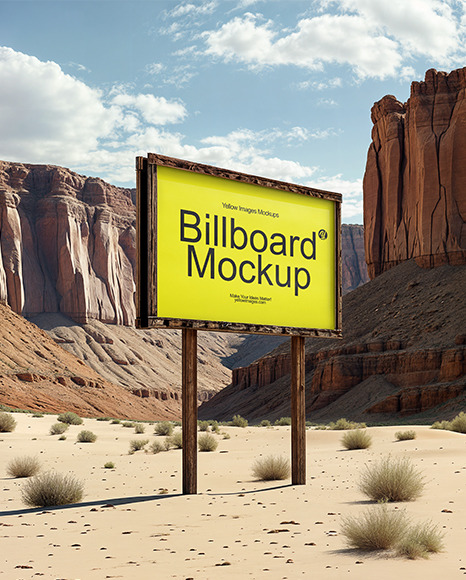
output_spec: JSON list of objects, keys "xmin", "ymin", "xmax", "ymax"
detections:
[{"xmin": 154, "ymin": 163, "xmax": 339, "ymax": 332}]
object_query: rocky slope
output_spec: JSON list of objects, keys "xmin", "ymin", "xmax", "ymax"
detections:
[
  {"xmin": 364, "ymin": 68, "xmax": 466, "ymax": 279},
  {"xmin": 0, "ymin": 302, "xmax": 184, "ymax": 419},
  {"xmin": 199, "ymin": 257, "xmax": 465, "ymax": 422}
]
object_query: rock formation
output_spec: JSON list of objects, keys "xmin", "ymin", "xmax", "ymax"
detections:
[
  {"xmin": 0, "ymin": 162, "xmax": 136, "ymax": 324},
  {"xmin": 341, "ymin": 224, "xmax": 369, "ymax": 292},
  {"xmin": 199, "ymin": 260, "xmax": 466, "ymax": 421},
  {"xmin": 364, "ymin": 68, "xmax": 466, "ymax": 278}
]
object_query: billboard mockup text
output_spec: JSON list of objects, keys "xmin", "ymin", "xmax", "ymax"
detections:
[{"xmin": 137, "ymin": 155, "xmax": 341, "ymax": 335}]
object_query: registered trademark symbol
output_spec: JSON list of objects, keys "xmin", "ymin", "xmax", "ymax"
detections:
[{"xmin": 318, "ymin": 229, "xmax": 328, "ymax": 240}]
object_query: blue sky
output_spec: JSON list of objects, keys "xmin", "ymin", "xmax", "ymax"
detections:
[{"xmin": 1, "ymin": 0, "xmax": 465, "ymax": 223}]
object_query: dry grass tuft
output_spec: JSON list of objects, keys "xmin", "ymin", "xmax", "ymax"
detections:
[
  {"xmin": 0, "ymin": 412, "xmax": 17, "ymax": 432},
  {"xmin": 328, "ymin": 418, "xmax": 366, "ymax": 430},
  {"xmin": 231, "ymin": 414, "xmax": 248, "ymax": 428},
  {"xmin": 154, "ymin": 421, "xmax": 174, "ymax": 436},
  {"xmin": 395, "ymin": 430, "xmax": 416, "ymax": 441},
  {"xmin": 50, "ymin": 422, "xmax": 68, "ymax": 435},
  {"xmin": 341, "ymin": 429, "xmax": 372, "ymax": 450},
  {"xmin": 77, "ymin": 430, "xmax": 97, "ymax": 443},
  {"xmin": 129, "ymin": 439, "xmax": 149, "ymax": 453},
  {"xmin": 396, "ymin": 521, "xmax": 444, "ymax": 559},
  {"xmin": 134, "ymin": 423, "xmax": 146, "ymax": 434},
  {"xmin": 21, "ymin": 472, "xmax": 84, "ymax": 507},
  {"xmin": 167, "ymin": 431, "xmax": 183, "ymax": 449},
  {"xmin": 359, "ymin": 456, "xmax": 425, "ymax": 502},
  {"xmin": 341, "ymin": 505, "xmax": 407, "ymax": 550},
  {"xmin": 7, "ymin": 456, "xmax": 41, "ymax": 478},
  {"xmin": 57, "ymin": 412, "xmax": 83, "ymax": 425},
  {"xmin": 450, "ymin": 411, "xmax": 466, "ymax": 434},
  {"xmin": 252, "ymin": 455, "xmax": 290, "ymax": 481},
  {"xmin": 198, "ymin": 433, "xmax": 218, "ymax": 452}
]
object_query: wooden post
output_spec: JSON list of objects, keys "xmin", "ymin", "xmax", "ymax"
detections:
[
  {"xmin": 182, "ymin": 328, "xmax": 198, "ymax": 494},
  {"xmin": 291, "ymin": 335, "xmax": 306, "ymax": 485}
]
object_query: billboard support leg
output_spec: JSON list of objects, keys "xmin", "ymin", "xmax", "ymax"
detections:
[
  {"xmin": 182, "ymin": 328, "xmax": 198, "ymax": 494},
  {"xmin": 291, "ymin": 335, "xmax": 306, "ymax": 485}
]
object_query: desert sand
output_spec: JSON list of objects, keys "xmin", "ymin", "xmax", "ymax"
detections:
[{"xmin": 1, "ymin": 413, "xmax": 466, "ymax": 579}]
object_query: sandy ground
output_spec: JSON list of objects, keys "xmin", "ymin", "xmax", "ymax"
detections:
[{"xmin": 1, "ymin": 414, "xmax": 466, "ymax": 580}]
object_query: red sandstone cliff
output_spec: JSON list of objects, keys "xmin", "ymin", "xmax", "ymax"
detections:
[
  {"xmin": 364, "ymin": 68, "xmax": 466, "ymax": 279},
  {"xmin": 0, "ymin": 162, "xmax": 136, "ymax": 324}
]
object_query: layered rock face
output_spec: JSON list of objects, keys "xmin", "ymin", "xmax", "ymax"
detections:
[
  {"xmin": 364, "ymin": 68, "xmax": 466, "ymax": 279},
  {"xmin": 0, "ymin": 162, "xmax": 136, "ymax": 324},
  {"xmin": 341, "ymin": 224, "xmax": 368, "ymax": 292}
]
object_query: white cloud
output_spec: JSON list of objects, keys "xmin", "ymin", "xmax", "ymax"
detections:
[
  {"xmin": 168, "ymin": 1, "xmax": 218, "ymax": 18},
  {"xmin": 203, "ymin": 13, "xmax": 402, "ymax": 78},
  {"xmin": 307, "ymin": 174, "xmax": 363, "ymax": 222},
  {"xmin": 111, "ymin": 93, "xmax": 187, "ymax": 125},
  {"xmin": 202, "ymin": 3, "xmax": 466, "ymax": 79},
  {"xmin": 0, "ymin": 47, "xmax": 116, "ymax": 164},
  {"xmin": 145, "ymin": 62, "xmax": 164, "ymax": 75}
]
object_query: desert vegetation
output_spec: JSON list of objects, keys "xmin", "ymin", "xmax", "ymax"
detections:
[
  {"xmin": 252, "ymin": 455, "xmax": 290, "ymax": 481},
  {"xmin": 432, "ymin": 412, "xmax": 466, "ymax": 434},
  {"xmin": 50, "ymin": 422, "xmax": 68, "ymax": 435},
  {"xmin": 22, "ymin": 472, "xmax": 84, "ymax": 507},
  {"xmin": 341, "ymin": 505, "xmax": 443, "ymax": 558},
  {"xmin": 341, "ymin": 429, "xmax": 372, "ymax": 450},
  {"xmin": 231, "ymin": 414, "xmax": 248, "ymax": 428},
  {"xmin": 154, "ymin": 421, "xmax": 174, "ymax": 436},
  {"xmin": 129, "ymin": 439, "xmax": 149, "ymax": 453},
  {"xmin": 77, "ymin": 430, "xmax": 97, "ymax": 443},
  {"xmin": 198, "ymin": 433, "xmax": 218, "ymax": 452},
  {"xmin": 0, "ymin": 412, "xmax": 17, "ymax": 432},
  {"xmin": 57, "ymin": 412, "xmax": 83, "ymax": 425},
  {"xmin": 395, "ymin": 430, "xmax": 416, "ymax": 441},
  {"xmin": 359, "ymin": 456, "xmax": 425, "ymax": 502},
  {"xmin": 7, "ymin": 455, "xmax": 41, "ymax": 478}
]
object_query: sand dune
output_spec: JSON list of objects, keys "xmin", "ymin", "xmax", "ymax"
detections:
[{"xmin": 1, "ymin": 413, "xmax": 465, "ymax": 579}]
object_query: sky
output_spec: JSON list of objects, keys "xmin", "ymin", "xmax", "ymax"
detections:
[{"xmin": 1, "ymin": 1, "xmax": 465, "ymax": 224}]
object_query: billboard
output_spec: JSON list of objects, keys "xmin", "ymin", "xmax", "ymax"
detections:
[{"xmin": 137, "ymin": 154, "xmax": 341, "ymax": 337}]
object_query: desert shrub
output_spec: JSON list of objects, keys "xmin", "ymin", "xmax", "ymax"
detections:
[
  {"xmin": 97, "ymin": 416, "xmax": 111, "ymax": 422},
  {"xmin": 22, "ymin": 472, "xmax": 84, "ymax": 507},
  {"xmin": 313, "ymin": 424, "xmax": 328, "ymax": 430},
  {"xmin": 50, "ymin": 422, "xmax": 68, "ymax": 435},
  {"xmin": 210, "ymin": 420, "xmax": 220, "ymax": 433},
  {"xmin": 129, "ymin": 439, "xmax": 149, "ymax": 453},
  {"xmin": 430, "ymin": 420, "xmax": 451, "ymax": 430},
  {"xmin": 57, "ymin": 412, "xmax": 83, "ymax": 425},
  {"xmin": 32, "ymin": 412, "xmax": 44, "ymax": 418},
  {"xmin": 150, "ymin": 440, "xmax": 165, "ymax": 454},
  {"xmin": 396, "ymin": 521, "xmax": 444, "ymax": 559},
  {"xmin": 359, "ymin": 456, "xmax": 425, "ymax": 502},
  {"xmin": 110, "ymin": 418, "xmax": 121, "ymax": 424},
  {"xmin": 341, "ymin": 429, "xmax": 372, "ymax": 450},
  {"xmin": 134, "ymin": 423, "xmax": 146, "ymax": 434},
  {"xmin": 104, "ymin": 462, "xmax": 115, "ymax": 469},
  {"xmin": 198, "ymin": 433, "xmax": 218, "ymax": 452},
  {"xmin": 198, "ymin": 420, "xmax": 210, "ymax": 432},
  {"xmin": 252, "ymin": 455, "xmax": 290, "ymax": 481},
  {"xmin": 450, "ymin": 411, "xmax": 466, "ymax": 434},
  {"xmin": 7, "ymin": 456, "xmax": 41, "ymax": 478},
  {"xmin": 222, "ymin": 432, "xmax": 231, "ymax": 440},
  {"xmin": 328, "ymin": 418, "xmax": 366, "ymax": 430},
  {"xmin": 274, "ymin": 417, "xmax": 291, "ymax": 426},
  {"xmin": 0, "ymin": 412, "xmax": 17, "ymax": 432},
  {"xmin": 122, "ymin": 421, "xmax": 135, "ymax": 428},
  {"xmin": 168, "ymin": 431, "xmax": 183, "ymax": 449},
  {"xmin": 77, "ymin": 430, "xmax": 97, "ymax": 443},
  {"xmin": 395, "ymin": 430, "xmax": 416, "ymax": 441},
  {"xmin": 154, "ymin": 421, "xmax": 174, "ymax": 436},
  {"xmin": 341, "ymin": 505, "xmax": 408, "ymax": 551},
  {"xmin": 58, "ymin": 435, "xmax": 66, "ymax": 441},
  {"xmin": 260, "ymin": 419, "xmax": 271, "ymax": 427},
  {"xmin": 231, "ymin": 414, "xmax": 248, "ymax": 428}
]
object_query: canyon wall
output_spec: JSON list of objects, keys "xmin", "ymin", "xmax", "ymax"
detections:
[
  {"xmin": 0, "ymin": 161, "xmax": 367, "ymax": 324},
  {"xmin": 364, "ymin": 68, "xmax": 466, "ymax": 279},
  {"xmin": 0, "ymin": 162, "xmax": 136, "ymax": 324}
]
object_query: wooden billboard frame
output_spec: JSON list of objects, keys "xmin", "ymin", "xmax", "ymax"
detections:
[{"xmin": 136, "ymin": 153, "xmax": 342, "ymax": 494}]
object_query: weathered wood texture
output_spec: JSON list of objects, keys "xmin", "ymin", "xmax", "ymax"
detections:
[
  {"xmin": 182, "ymin": 328, "xmax": 198, "ymax": 495},
  {"xmin": 291, "ymin": 335, "xmax": 306, "ymax": 485}
]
